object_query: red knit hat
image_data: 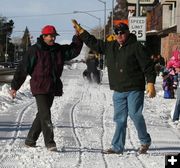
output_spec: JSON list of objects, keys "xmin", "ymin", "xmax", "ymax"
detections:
[{"xmin": 41, "ymin": 25, "xmax": 59, "ymax": 35}]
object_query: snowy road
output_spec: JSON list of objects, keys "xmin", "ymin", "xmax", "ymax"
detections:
[{"xmin": 0, "ymin": 63, "xmax": 180, "ymax": 168}]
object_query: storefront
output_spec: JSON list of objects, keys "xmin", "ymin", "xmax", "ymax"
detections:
[{"xmin": 145, "ymin": 0, "xmax": 180, "ymax": 63}]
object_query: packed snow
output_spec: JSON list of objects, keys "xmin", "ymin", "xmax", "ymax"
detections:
[{"xmin": 0, "ymin": 56, "xmax": 180, "ymax": 168}]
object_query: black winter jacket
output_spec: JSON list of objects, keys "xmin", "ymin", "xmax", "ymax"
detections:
[
  {"xmin": 80, "ymin": 31, "xmax": 156, "ymax": 92},
  {"xmin": 11, "ymin": 35, "xmax": 83, "ymax": 96}
]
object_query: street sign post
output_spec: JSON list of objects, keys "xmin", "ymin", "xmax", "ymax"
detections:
[
  {"xmin": 127, "ymin": 0, "xmax": 155, "ymax": 5},
  {"xmin": 128, "ymin": 17, "xmax": 146, "ymax": 41}
]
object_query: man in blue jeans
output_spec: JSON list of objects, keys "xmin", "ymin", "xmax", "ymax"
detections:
[
  {"xmin": 112, "ymin": 90, "xmax": 151, "ymax": 154},
  {"xmin": 72, "ymin": 20, "xmax": 156, "ymax": 154},
  {"xmin": 172, "ymin": 68, "xmax": 180, "ymax": 123},
  {"xmin": 173, "ymin": 89, "xmax": 180, "ymax": 122}
]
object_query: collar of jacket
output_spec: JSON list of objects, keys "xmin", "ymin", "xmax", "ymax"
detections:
[{"xmin": 36, "ymin": 35, "xmax": 60, "ymax": 51}]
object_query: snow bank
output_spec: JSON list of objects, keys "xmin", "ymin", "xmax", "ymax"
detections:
[{"xmin": 0, "ymin": 76, "xmax": 32, "ymax": 112}]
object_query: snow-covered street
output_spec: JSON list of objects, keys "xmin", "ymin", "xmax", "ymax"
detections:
[{"xmin": 0, "ymin": 62, "xmax": 180, "ymax": 168}]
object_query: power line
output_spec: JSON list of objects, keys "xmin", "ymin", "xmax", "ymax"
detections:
[
  {"xmin": 7, "ymin": 9, "xmax": 111, "ymax": 18},
  {"xmin": 13, "ymin": 30, "xmax": 74, "ymax": 32},
  {"xmin": 9, "ymin": 12, "xmax": 74, "ymax": 18},
  {"xmin": 11, "ymin": 30, "xmax": 77, "ymax": 36},
  {"xmin": 1, "ymin": 29, "xmax": 75, "ymax": 35}
]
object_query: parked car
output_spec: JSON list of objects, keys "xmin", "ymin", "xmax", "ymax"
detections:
[{"xmin": 0, "ymin": 62, "xmax": 15, "ymax": 69}]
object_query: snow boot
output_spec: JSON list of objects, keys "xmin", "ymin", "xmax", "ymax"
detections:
[
  {"xmin": 47, "ymin": 146, "xmax": 57, "ymax": 152},
  {"xmin": 47, "ymin": 144, "xmax": 57, "ymax": 152},
  {"xmin": 103, "ymin": 148, "xmax": 123, "ymax": 155},
  {"xmin": 25, "ymin": 140, "xmax": 36, "ymax": 148},
  {"xmin": 138, "ymin": 144, "xmax": 150, "ymax": 154}
]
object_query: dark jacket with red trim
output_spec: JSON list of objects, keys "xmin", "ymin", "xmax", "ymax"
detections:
[{"xmin": 11, "ymin": 35, "xmax": 83, "ymax": 96}]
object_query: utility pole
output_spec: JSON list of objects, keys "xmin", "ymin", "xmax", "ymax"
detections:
[
  {"xmin": 26, "ymin": 35, "xmax": 29, "ymax": 51},
  {"xmin": 5, "ymin": 34, "xmax": 8, "ymax": 62},
  {"xmin": 136, "ymin": 0, "xmax": 140, "ymax": 17},
  {"xmin": 98, "ymin": 0, "xmax": 106, "ymax": 41},
  {"xmin": 111, "ymin": 0, "xmax": 115, "ymax": 34}
]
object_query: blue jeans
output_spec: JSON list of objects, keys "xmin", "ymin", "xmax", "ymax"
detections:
[
  {"xmin": 111, "ymin": 91, "xmax": 151, "ymax": 152},
  {"xmin": 173, "ymin": 88, "xmax": 180, "ymax": 121}
]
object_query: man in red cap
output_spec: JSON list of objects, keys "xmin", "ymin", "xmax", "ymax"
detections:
[
  {"xmin": 9, "ymin": 24, "xmax": 83, "ymax": 151},
  {"xmin": 72, "ymin": 20, "xmax": 156, "ymax": 155}
]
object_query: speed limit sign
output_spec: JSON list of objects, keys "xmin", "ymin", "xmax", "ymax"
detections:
[{"xmin": 129, "ymin": 17, "xmax": 146, "ymax": 41}]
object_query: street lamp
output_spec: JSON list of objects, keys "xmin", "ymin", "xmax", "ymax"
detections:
[
  {"xmin": 111, "ymin": 0, "xmax": 115, "ymax": 34},
  {"xmin": 73, "ymin": 10, "xmax": 101, "ymax": 38},
  {"xmin": 97, "ymin": 0, "xmax": 106, "ymax": 41},
  {"xmin": 81, "ymin": 24, "xmax": 93, "ymax": 30}
]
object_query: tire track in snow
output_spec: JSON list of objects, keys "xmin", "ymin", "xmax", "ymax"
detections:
[
  {"xmin": 60, "ymin": 81, "xmax": 88, "ymax": 167},
  {"xmin": 70, "ymin": 91, "xmax": 85, "ymax": 168},
  {"xmin": 55, "ymin": 71, "xmax": 88, "ymax": 167},
  {"xmin": 0, "ymin": 100, "xmax": 35, "ymax": 163},
  {"xmin": 69, "ymin": 84, "xmax": 108, "ymax": 168},
  {"xmin": 100, "ymin": 93, "xmax": 108, "ymax": 168},
  {"xmin": 127, "ymin": 126, "xmax": 147, "ymax": 168},
  {"xmin": 101, "ymin": 109, "xmax": 108, "ymax": 168}
]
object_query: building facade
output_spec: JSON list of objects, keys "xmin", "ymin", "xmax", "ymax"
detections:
[
  {"xmin": 146, "ymin": 0, "xmax": 180, "ymax": 63},
  {"xmin": 160, "ymin": 0, "xmax": 180, "ymax": 63}
]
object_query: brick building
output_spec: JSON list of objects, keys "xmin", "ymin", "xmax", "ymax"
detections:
[{"xmin": 146, "ymin": 0, "xmax": 180, "ymax": 63}]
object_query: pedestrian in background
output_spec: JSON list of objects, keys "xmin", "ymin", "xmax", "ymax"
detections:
[
  {"xmin": 72, "ymin": 20, "xmax": 156, "ymax": 154},
  {"xmin": 162, "ymin": 69, "xmax": 175, "ymax": 99},
  {"xmin": 85, "ymin": 50, "xmax": 100, "ymax": 84},
  {"xmin": 172, "ymin": 67, "xmax": 180, "ymax": 124},
  {"xmin": 9, "ymin": 24, "xmax": 83, "ymax": 151},
  {"xmin": 151, "ymin": 54, "xmax": 165, "ymax": 76}
]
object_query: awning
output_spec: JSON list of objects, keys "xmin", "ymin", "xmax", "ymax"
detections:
[{"xmin": 146, "ymin": 25, "xmax": 177, "ymax": 37}]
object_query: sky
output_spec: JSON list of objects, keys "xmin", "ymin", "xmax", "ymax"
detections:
[{"xmin": 0, "ymin": 0, "xmax": 113, "ymax": 44}]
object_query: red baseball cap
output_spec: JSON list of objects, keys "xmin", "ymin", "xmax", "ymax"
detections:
[{"xmin": 41, "ymin": 25, "xmax": 59, "ymax": 35}]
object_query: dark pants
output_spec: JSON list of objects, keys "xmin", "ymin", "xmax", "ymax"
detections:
[
  {"xmin": 25, "ymin": 94, "xmax": 56, "ymax": 147},
  {"xmin": 87, "ymin": 70, "xmax": 100, "ymax": 84}
]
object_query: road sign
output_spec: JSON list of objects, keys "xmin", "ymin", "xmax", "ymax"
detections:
[
  {"xmin": 128, "ymin": 17, "xmax": 146, "ymax": 41},
  {"xmin": 127, "ymin": 0, "xmax": 155, "ymax": 5}
]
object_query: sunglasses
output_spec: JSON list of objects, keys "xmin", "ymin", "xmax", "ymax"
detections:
[{"xmin": 114, "ymin": 30, "xmax": 126, "ymax": 35}]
